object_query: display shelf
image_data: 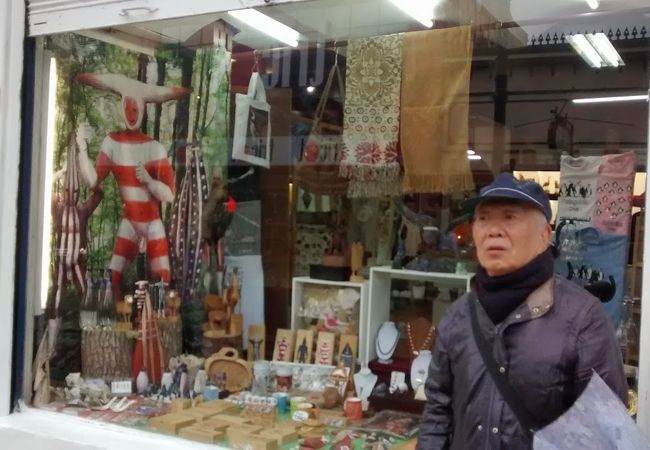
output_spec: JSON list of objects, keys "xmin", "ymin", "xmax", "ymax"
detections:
[
  {"xmin": 364, "ymin": 266, "xmax": 473, "ymax": 365},
  {"xmin": 291, "ymin": 276, "xmax": 369, "ymax": 365}
]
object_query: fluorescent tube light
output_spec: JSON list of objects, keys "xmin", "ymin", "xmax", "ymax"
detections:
[
  {"xmin": 568, "ymin": 34, "xmax": 603, "ymax": 68},
  {"xmin": 41, "ymin": 56, "xmax": 57, "ymax": 310},
  {"xmin": 586, "ymin": 33, "xmax": 624, "ymax": 67},
  {"xmin": 467, "ymin": 149, "xmax": 475, "ymax": 155},
  {"xmin": 228, "ymin": 8, "xmax": 300, "ymax": 47},
  {"xmin": 573, "ymin": 95, "xmax": 649, "ymax": 104},
  {"xmin": 388, "ymin": 0, "xmax": 434, "ymax": 28},
  {"xmin": 585, "ymin": 0, "xmax": 599, "ymax": 9},
  {"xmin": 468, "ymin": 155, "xmax": 482, "ymax": 160}
]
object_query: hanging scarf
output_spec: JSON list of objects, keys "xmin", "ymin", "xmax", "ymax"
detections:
[
  {"xmin": 340, "ymin": 34, "xmax": 403, "ymax": 198},
  {"xmin": 474, "ymin": 248, "xmax": 554, "ymax": 324},
  {"xmin": 400, "ymin": 26, "xmax": 474, "ymax": 194}
]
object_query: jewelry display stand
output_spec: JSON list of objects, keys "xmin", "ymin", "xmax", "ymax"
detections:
[
  {"xmin": 375, "ymin": 321, "xmax": 399, "ymax": 364},
  {"xmin": 354, "ymin": 368, "xmax": 378, "ymax": 401}
]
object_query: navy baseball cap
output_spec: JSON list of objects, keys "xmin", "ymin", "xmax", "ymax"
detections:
[{"xmin": 463, "ymin": 173, "xmax": 552, "ymax": 222}]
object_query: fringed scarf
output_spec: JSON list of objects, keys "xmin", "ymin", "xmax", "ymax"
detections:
[
  {"xmin": 340, "ymin": 34, "xmax": 403, "ymax": 198},
  {"xmin": 400, "ymin": 26, "xmax": 475, "ymax": 194}
]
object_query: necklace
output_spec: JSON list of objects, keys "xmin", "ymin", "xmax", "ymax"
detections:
[
  {"xmin": 407, "ymin": 322, "xmax": 435, "ymax": 356},
  {"xmin": 376, "ymin": 323, "xmax": 399, "ymax": 358}
]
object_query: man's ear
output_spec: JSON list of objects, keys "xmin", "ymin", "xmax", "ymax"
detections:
[{"xmin": 543, "ymin": 223, "xmax": 552, "ymax": 245}]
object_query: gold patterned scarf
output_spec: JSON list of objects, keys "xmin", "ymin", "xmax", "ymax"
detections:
[
  {"xmin": 400, "ymin": 26, "xmax": 474, "ymax": 194},
  {"xmin": 340, "ymin": 34, "xmax": 403, "ymax": 198}
]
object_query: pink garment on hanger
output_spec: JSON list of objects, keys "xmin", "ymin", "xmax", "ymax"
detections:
[{"xmin": 593, "ymin": 151, "xmax": 636, "ymax": 235}]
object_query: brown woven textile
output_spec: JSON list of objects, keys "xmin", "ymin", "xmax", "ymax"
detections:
[{"xmin": 400, "ymin": 26, "xmax": 475, "ymax": 194}]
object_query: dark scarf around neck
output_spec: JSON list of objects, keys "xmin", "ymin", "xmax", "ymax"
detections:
[{"xmin": 474, "ymin": 248, "xmax": 554, "ymax": 325}]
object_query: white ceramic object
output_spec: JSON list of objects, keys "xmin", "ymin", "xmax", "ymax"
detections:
[
  {"xmin": 161, "ymin": 372, "xmax": 173, "ymax": 390},
  {"xmin": 410, "ymin": 349, "xmax": 432, "ymax": 392},
  {"xmin": 136, "ymin": 370, "xmax": 149, "ymax": 394}
]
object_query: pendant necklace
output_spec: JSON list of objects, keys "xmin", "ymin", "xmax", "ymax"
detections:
[{"xmin": 407, "ymin": 322, "xmax": 435, "ymax": 356}]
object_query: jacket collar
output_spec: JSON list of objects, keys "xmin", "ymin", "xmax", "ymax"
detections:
[{"xmin": 505, "ymin": 276, "xmax": 555, "ymax": 325}]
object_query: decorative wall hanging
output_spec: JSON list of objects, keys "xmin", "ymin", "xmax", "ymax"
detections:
[
  {"xmin": 294, "ymin": 329, "xmax": 314, "ymax": 364},
  {"xmin": 170, "ymin": 147, "xmax": 210, "ymax": 353},
  {"xmin": 594, "ymin": 151, "xmax": 636, "ymax": 235},
  {"xmin": 340, "ymin": 33, "xmax": 403, "ymax": 197},
  {"xmin": 337, "ymin": 334, "xmax": 358, "ymax": 375},
  {"xmin": 400, "ymin": 26, "xmax": 475, "ymax": 194},
  {"xmin": 273, "ymin": 329, "xmax": 296, "ymax": 362},
  {"xmin": 75, "ymin": 72, "xmax": 191, "ymax": 301},
  {"xmin": 232, "ymin": 71, "xmax": 271, "ymax": 168},
  {"xmin": 557, "ymin": 155, "xmax": 601, "ymax": 228},
  {"xmin": 316, "ymin": 331, "xmax": 336, "ymax": 365}
]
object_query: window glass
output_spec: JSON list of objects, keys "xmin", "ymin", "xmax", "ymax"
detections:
[{"xmin": 29, "ymin": 0, "xmax": 649, "ymax": 442}]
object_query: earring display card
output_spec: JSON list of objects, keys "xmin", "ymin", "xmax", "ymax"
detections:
[
  {"xmin": 294, "ymin": 329, "xmax": 314, "ymax": 364},
  {"xmin": 337, "ymin": 334, "xmax": 358, "ymax": 374},
  {"xmin": 315, "ymin": 332, "xmax": 336, "ymax": 365},
  {"xmin": 272, "ymin": 329, "xmax": 296, "ymax": 362},
  {"xmin": 248, "ymin": 324, "xmax": 266, "ymax": 362}
]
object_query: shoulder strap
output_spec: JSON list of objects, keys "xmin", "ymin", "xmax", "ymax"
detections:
[
  {"xmin": 247, "ymin": 71, "xmax": 267, "ymax": 103},
  {"xmin": 313, "ymin": 61, "xmax": 345, "ymax": 127},
  {"xmin": 468, "ymin": 294, "xmax": 538, "ymax": 436}
]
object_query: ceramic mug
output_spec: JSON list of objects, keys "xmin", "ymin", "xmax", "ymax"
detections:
[
  {"xmin": 344, "ymin": 397, "xmax": 363, "ymax": 422},
  {"xmin": 276, "ymin": 367, "xmax": 293, "ymax": 392}
]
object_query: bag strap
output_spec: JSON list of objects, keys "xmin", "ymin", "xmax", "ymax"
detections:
[
  {"xmin": 247, "ymin": 71, "xmax": 267, "ymax": 103},
  {"xmin": 468, "ymin": 294, "xmax": 539, "ymax": 436},
  {"xmin": 313, "ymin": 56, "xmax": 345, "ymax": 127}
]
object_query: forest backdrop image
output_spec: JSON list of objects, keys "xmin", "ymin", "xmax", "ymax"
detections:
[{"xmin": 44, "ymin": 32, "xmax": 231, "ymax": 380}]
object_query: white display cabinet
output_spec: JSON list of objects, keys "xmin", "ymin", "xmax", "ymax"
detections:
[
  {"xmin": 363, "ymin": 266, "xmax": 473, "ymax": 364},
  {"xmin": 291, "ymin": 277, "xmax": 369, "ymax": 365}
]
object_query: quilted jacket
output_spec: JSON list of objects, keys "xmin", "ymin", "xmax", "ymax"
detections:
[{"xmin": 417, "ymin": 275, "xmax": 628, "ymax": 449}]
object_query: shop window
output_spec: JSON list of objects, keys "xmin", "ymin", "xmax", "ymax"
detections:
[{"xmin": 24, "ymin": 0, "xmax": 649, "ymax": 446}]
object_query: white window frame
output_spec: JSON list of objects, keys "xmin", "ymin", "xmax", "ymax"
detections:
[
  {"xmin": 28, "ymin": 0, "xmax": 312, "ymax": 36},
  {"xmin": 0, "ymin": 0, "xmax": 26, "ymax": 417}
]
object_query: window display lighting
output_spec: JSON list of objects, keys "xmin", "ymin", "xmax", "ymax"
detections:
[
  {"xmin": 228, "ymin": 8, "xmax": 300, "ymax": 47},
  {"xmin": 388, "ymin": 0, "xmax": 435, "ymax": 28},
  {"xmin": 573, "ymin": 94, "xmax": 649, "ymax": 104},
  {"xmin": 568, "ymin": 33, "xmax": 624, "ymax": 68}
]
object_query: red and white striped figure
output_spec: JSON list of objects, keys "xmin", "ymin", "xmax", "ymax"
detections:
[{"xmin": 76, "ymin": 73, "xmax": 191, "ymax": 297}]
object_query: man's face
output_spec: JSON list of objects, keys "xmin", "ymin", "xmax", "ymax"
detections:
[{"xmin": 472, "ymin": 200, "xmax": 551, "ymax": 276}]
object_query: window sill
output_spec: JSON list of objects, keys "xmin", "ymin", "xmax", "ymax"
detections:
[{"xmin": 0, "ymin": 404, "xmax": 226, "ymax": 449}]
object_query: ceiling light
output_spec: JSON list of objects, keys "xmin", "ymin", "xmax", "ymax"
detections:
[
  {"xmin": 468, "ymin": 154, "xmax": 482, "ymax": 160},
  {"xmin": 568, "ymin": 34, "xmax": 603, "ymax": 68},
  {"xmin": 228, "ymin": 9, "xmax": 300, "ymax": 47},
  {"xmin": 573, "ymin": 95, "xmax": 649, "ymax": 104},
  {"xmin": 568, "ymin": 33, "xmax": 624, "ymax": 68},
  {"xmin": 388, "ymin": 0, "xmax": 435, "ymax": 28},
  {"xmin": 306, "ymin": 86, "xmax": 315, "ymax": 94},
  {"xmin": 585, "ymin": 0, "xmax": 599, "ymax": 9},
  {"xmin": 586, "ymin": 33, "xmax": 624, "ymax": 67},
  {"xmin": 467, "ymin": 149, "xmax": 475, "ymax": 155}
]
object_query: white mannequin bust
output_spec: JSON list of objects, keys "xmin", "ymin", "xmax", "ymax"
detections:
[
  {"xmin": 354, "ymin": 367, "xmax": 378, "ymax": 401},
  {"xmin": 376, "ymin": 321, "xmax": 399, "ymax": 364}
]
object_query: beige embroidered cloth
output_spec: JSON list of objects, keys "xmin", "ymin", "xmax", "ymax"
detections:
[
  {"xmin": 340, "ymin": 34, "xmax": 403, "ymax": 198},
  {"xmin": 401, "ymin": 26, "xmax": 475, "ymax": 194}
]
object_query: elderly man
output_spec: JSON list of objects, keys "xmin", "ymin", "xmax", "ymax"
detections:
[{"xmin": 417, "ymin": 173, "xmax": 627, "ymax": 449}]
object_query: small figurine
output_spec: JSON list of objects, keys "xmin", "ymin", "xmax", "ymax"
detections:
[
  {"xmin": 297, "ymin": 337, "xmax": 309, "ymax": 364},
  {"xmin": 340, "ymin": 343, "xmax": 353, "ymax": 370}
]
